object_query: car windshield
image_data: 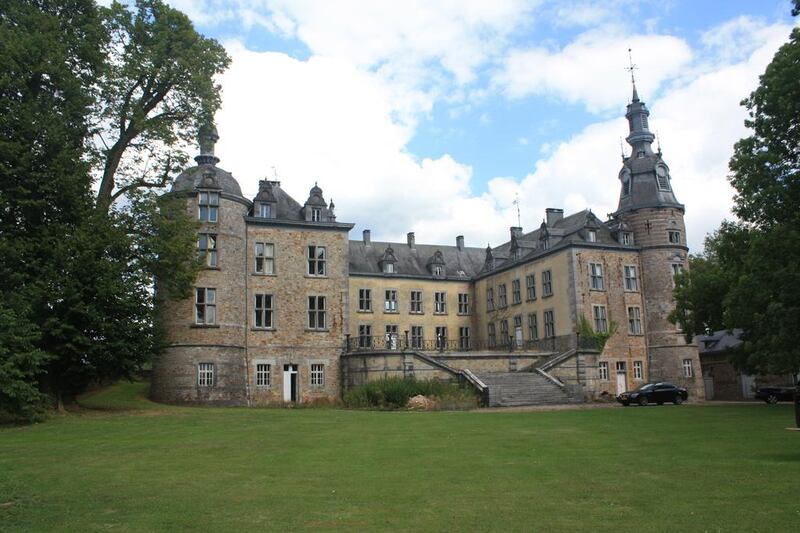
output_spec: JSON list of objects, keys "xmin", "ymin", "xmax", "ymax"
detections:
[{"xmin": 634, "ymin": 383, "xmax": 656, "ymax": 392}]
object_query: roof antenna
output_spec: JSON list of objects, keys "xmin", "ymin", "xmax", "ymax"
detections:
[{"xmin": 512, "ymin": 193, "xmax": 521, "ymax": 227}]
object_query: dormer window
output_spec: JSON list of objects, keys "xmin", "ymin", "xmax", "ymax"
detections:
[
  {"xmin": 383, "ymin": 263, "xmax": 394, "ymax": 274},
  {"xmin": 621, "ymin": 232, "xmax": 634, "ymax": 245},
  {"xmin": 257, "ymin": 203, "xmax": 272, "ymax": 218},
  {"xmin": 311, "ymin": 207, "xmax": 321, "ymax": 222},
  {"xmin": 588, "ymin": 230, "xmax": 597, "ymax": 243},
  {"xmin": 656, "ymin": 166, "xmax": 670, "ymax": 191},
  {"xmin": 433, "ymin": 265, "xmax": 444, "ymax": 277}
]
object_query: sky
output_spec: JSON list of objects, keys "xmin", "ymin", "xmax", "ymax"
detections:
[{"xmin": 164, "ymin": 0, "xmax": 797, "ymax": 252}]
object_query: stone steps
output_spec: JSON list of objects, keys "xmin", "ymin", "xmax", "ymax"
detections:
[{"xmin": 476, "ymin": 371, "xmax": 580, "ymax": 407}]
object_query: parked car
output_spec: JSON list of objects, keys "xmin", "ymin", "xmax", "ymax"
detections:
[
  {"xmin": 617, "ymin": 382, "xmax": 688, "ymax": 406},
  {"xmin": 755, "ymin": 386, "xmax": 796, "ymax": 404}
]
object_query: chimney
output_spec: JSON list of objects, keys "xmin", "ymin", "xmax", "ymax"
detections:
[
  {"xmin": 510, "ymin": 226, "xmax": 523, "ymax": 240},
  {"xmin": 363, "ymin": 229, "xmax": 371, "ymax": 246},
  {"xmin": 545, "ymin": 208, "xmax": 564, "ymax": 227},
  {"xmin": 456, "ymin": 235, "xmax": 464, "ymax": 251},
  {"xmin": 407, "ymin": 232, "xmax": 415, "ymax": 249}
]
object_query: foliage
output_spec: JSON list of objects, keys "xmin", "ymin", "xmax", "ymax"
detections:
[
  {"xmin": 671, "ymin": 10, "xmax": 800, "ymax": 375},
  {"xmin": 0, "ymin": 304, "xmax": 49, "ymax": 421},
  {"xmin": 343, "ymin": 377, "xmax": 478, "ymax": 410},
  {"xmin": 95, "ymin": 0, "xmax": 230, "ymax": 211},
  {"xmin": 578, "ymin": 315, "xmax": 618, "ymax": 352}
]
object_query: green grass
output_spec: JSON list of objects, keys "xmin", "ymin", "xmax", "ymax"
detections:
[{"xmin": 1, "ymin": 382, "xmax": 799, "ymax": 532}]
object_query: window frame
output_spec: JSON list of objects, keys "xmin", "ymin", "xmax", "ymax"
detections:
[
  {"xmin": 384, "ymin": 289, "xmax": 398, "ymax": 313},
  {"xmin": 498, "ymin": 284, "xmax": 507, "ymax": 308},
  {"xmin": 198, "ymin": 233, "xmax": 218, "ymax": 268},
  {"xmin": 543, "ymin": 309, "xmax": 555, "ymax": 338},
  {"xmin": 198, "ymin": 191, "xmax": 219, "ymax": 222},
  {"xmin": 198, "ymin": 362, "xmax": 214, "ymax": 387},
  {"xmin": 627, "ymin": 306, "xmax": 642, "ymax": 335},
  {"xmin": 486, "ymin": 287, "xmax": 495, "ymax": 311},
  {"xmin": 255, "ymin": 363, "xmax": 271, "ymax": 387},
  {"xmin": 434, "ymin": 291, "xmax": 447, "ymax": 314},
  {"xmin": 633, "ymin": 360, "xmax": 643, "ymax": 380},
  {"xmin": 307, "ymin": 245, "xmax": 327, "ymax": 277},
  {"xmin": 195, "ymin": 287, "xmax": 216, "ymax": 325},
  {"xmin": 358, "ymin": 288, "xmax": 372, "ymax": 312},
  {"xmin": 358, "ymin": 324, "xmax": 373, "ymax": 348},
  {"xmin": 683, "ymin": 358, "xmax": 694, "ymax": 378},
  {"xmin": 457, "ymin": 293, "xmax": 470, "ymax": 315},
  {"xmin": 593, "ymin": 304, "xmax": 608, "ymax": 333},
  {"xmin": 254, "ymin": 242, "xmax": 275, "ymax": 275},
  {"xmin": 526, "ymin": 274, "xmax": 536, "ymax": 301},
  {"xmin": 254, "ymin": 293, "xmax": 275, "ymax": 329},
  {"xmin": 668, "ymin": 230, "xmax": 680, "ymax": 244},
  {"xmin": 307, "ymin": 295, "xmax": 327, "ymax": 330},
  {"xmin": 542, "ymin": 270, "xmax": 553, "ymax": 297},
  {"xmin": 487, "ymin": 322, "xmax": 496, "ymax": 347},
  {"xmin": 598, "ymin": 361, "xmax": 609, "ymax": 381},
  {"xmin": 511, "ymin": 279, "xmax": 521, "ymax": 305},
  {"xmin": 590, "ymin": 262, "xmax": 605, "ymax": 291},
  {"xmin": 410, "ymin": 290, "xmax": 423, "ymax": 314},
  {"xmin": 411, "ymin": 325, "xmax": 423, "ymax": 349},
  {"xmin": 311, "ymin": 363, "xmax": 325, "ymax": 387},
  {"xmin": 527, "ymin": 312, "xmax": 538, "ymax": 341},
  {"xmin": 624, "ymin": 265, "xmax": 638, "ymax": 291},
  {"xmin": 458, "ymin": 326, "xmax": 471, "ymax": 350}
]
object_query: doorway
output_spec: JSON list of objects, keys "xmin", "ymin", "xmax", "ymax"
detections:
[
  {"xmin": 615, "ymin": 361, "xmax": 627, "ymax": 394},
  {"xmin": 283, "ymin": 364, "xmax": 299, "ymax": 403}
]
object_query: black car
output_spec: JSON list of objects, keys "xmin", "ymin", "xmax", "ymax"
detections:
[
  {"xmin": 617, "ymin": 382, "xmax": 688, "ymax": 406},
  {"xmin": 755, "ymin": 386, "xmax": 796, "ymax": 404}
]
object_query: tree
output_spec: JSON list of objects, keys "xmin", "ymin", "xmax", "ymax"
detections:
[
  {"xmin": 95, "ymin": 0, "xmax": 230, "ymax": 211},
  {"xmin": 671, "ymin": 6, "xmax": 800, "ymax": 377}
]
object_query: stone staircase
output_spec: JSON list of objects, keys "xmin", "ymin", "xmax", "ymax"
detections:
[{"xmin": 476, "ymin": 371, "xmax": 581, "ymax": 407}]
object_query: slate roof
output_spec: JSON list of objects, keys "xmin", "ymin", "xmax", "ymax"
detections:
[
  {"xmin": 250, "ymin": 181, "xmax": 305, "ymax": 220},
  {"xmin": 349, "ymin": 239, "xmax": 486, "ymax": 280},
  {"xmin": 172, "ymin": 164, "xmax": 244, "ymax": 198},
  {"xmin": 696, "ymin": 329, "xmax": 744, "ymax": 354}
]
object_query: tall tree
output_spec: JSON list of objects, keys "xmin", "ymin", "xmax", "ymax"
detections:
[
  {"xmin": 671, "ymin": 5, "xmax": 800, "ymax": 376},
  {"xmin": 95, "ymin": 0, "xmax": 230, "ymax": 211}
]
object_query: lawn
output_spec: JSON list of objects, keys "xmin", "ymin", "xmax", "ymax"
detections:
[{"xmin": 1, "ymin": 383, "xmax": 798, "ymax": 532}]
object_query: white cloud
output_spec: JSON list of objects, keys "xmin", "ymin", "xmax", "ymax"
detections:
[{"xmin": 494, "ymin": 28, "xmax": 693, "ymax": 112}]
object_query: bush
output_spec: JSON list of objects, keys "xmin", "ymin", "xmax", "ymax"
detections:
[{"xmin": 343, "ymin": 377, "xmax": 479, "ymax": 410}]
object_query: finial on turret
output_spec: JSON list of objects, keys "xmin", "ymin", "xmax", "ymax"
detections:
[
  {"xmin": 195, "ymin": 123, "xmax": 220, "ymax": 166},
  {"xmin": 656, "ymin": 130, "xmax": 662, "ymax": 155},
  {"xmin": 620, "ymin": 137, "xmax": 626, "ymax": 161},
  {"xmin": 626, "ymin": 48, "xmax": 639, "ymax": 102}
]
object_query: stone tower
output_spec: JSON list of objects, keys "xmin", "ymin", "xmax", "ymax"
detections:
[
  {"xmin": 151, "ymin": 126, "xmax": 251, "ymax": 405},
  {"xmin": 612, "ymin": 83, "xmax": 703, "ymax": 398}
]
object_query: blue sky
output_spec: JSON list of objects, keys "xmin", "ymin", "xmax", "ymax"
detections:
[{"xmin": 165, "ymin": 0, "xmax": 797, "ymax": 251}]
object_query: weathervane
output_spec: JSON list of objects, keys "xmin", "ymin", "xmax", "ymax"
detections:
[
  {"xmin": 626, "ymin": 48, "xmax": 638, "ymax": 86},
  {"xmin": 512, "ymin": 193, "xmax": 521, "ymax": 227}
]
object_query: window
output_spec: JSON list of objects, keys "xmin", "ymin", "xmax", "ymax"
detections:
[
  {"xmin": 499, "ymin": 320, "xmax": 509, "ymax": 345},
  {"xmin": 258, "ymin": 203, "xmax": 272, "ymax": 218},
  {"xmin": 486, "ymin": 287, "xmax": 495, "ymax": 311},
  {"xmin": 410, "ymin": 290, "xmax": 423, "ymax": 314},
  {"xmin": 198, "ymin": 192, "xmax": 219, "ymax": 222},
  {"xmin": 512, "ymin": 279, "xmax": 521, "ymax": 304},
  {"xmin": 542, "ymin": 270, "xmax": 553, "ymax": 297},
  {"xmin": 526, "ymin": 274, "xmax": 536, "ymax": 300},
  {"xmin": 254, "ymin": 294, "xmax": 274, "ymax": 329},
  {"xmin": 633, "ymin": 361, "xmax": 643, "ymax": 380},
  {"xmin": 358, "ymin": 289, "xmax": 372, "ymax": 312},
  {"xmin": 593, "ymin": 305, "xmax": 608, "ymax": 333},
  {"xmin": 311, "ymin": 364, "xmax": 325, "ymax": 387},
  {"xmin": 668, "ymin": 230, "xmax": 680, "ymax": 244},
  {"xmin": 624, "ymin": 265, "xmax": 638, "ymax": 291},
  {"xmin": 671, "ymin": 263, "xmax": 684, "ymax": 286},
  {"xmin": 544, "ymin": 310, "xmax": 555, "ymax": 338},
  {"xmin": 514, "ymin": 315, "xmax": 523, "ymax": 347},
  {"xmin": 588, "ymin": 230, "xmax": 597, "ymax": 242},
  {"xmin": 307, "ymin": 245, "xmax": 326, "ymax": 276},
  {"xmin": 432, "ymin": 265, "xmax": 444, "ymax": 277},
  {"xmin": 256, "ymin": 363, "xmax": 271, "ymax": 387},
  {"xmin": 198, "ymin": 362, "xmax": 214, "ymax": 386},
  {"xmin": 198, "ymin": 233, "xmax": 217, "ymax": 267},
  {"xmin": 254, "ymin": 242, "xmax": 275, "ymax": 274},
  {"xmin": 384, "ymin": 289, "xmax": 398, "ymax": 312},
  {"xmin": 434, "ymin": 292, "xmax": 447, "ymax": 314},
  {"xmin": 383, "ymin": 263, "xmax": 394, "ymax": 274},
  {"xmin": 498, "ymin": 284, "xmax": 507, "ymax": 308},
  {"xmin": 599, "ymin": 361, "xmax": 609, "ymax": 381},
  {"xmin": 621, "ymin": 232, "xmax": 634, "ymax": 245},
  {"xmin": 307, "ymin": 295, "xmax": 326, "ymax": 330},
  {"xmin": 311, "ymin": 207, "xmax": 321, "ymax": 222},
  {"xmin": 411, "ymin": 326, "xmax": 423, "ymax": 349},
  {"xmin": 590, "ymin": 263, "xmax": 604, "ymax": 290},
  {"xmin": 488, "ymin": 323, "xmax": 496, "ymax": 347},
  {"xmin": 459, "ymin": 327, "xmax": 471, "ymax": 350},
  {"xmin": 383, "ymin": 325, "xmax": 398, "ymax": 349},
  {"xmin": 358, "ymin": 324, "xmax": 373, "ymax": 348},
  {"xmin": 683, "ymin": 359, "xmax": 694, "ymax": 378},
  {"xmin": 627, "ymin": 306, "xmax": 642, "ymax": 335},
  {"xmin": 458, "ymin": 293, "xmax": 470, "ymax": 315},
  {"xmin": 435, "ymin": 326, "xmax": 448, "ymax": 349},
  {"xmin": 195, "ymin": 288, "xmax": 216, "ymax": 325},
  {"xmin": 527, "ymin": 313, "xmax": 538, "ymax": 341}
]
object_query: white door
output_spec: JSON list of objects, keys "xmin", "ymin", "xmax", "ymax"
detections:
[
  {"xmin": 515, "ymin": 327, "xmax": 523, "ymax": 347},
  {"xmin": 283, "ymin": 364, "xmax": 298, "ymax": 402},
  {"xmin": 616, "ymin": 372, "xmax": 627, "ymax": 394}
]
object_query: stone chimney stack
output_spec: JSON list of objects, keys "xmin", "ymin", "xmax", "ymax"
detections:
[
  {"xmin": 363, "ymin": 229, "xmax": 371, "ymax": 246},
  {"xmin": 545, "ymin": 208, "xmax": 564, "ymax": 227},
  {"xmin": 456, "ymin": 235, "xmax": 464, "ymax": 250},
  {"xmin": 510, "ymin": 226, "xmax": 523, "ymax": 240},
  {"xmin": 407, "ymin": 232, "xmax": 415, "ymax": 249}
]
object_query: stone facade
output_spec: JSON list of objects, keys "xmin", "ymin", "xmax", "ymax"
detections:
[{"xmin": 152, "ymin": 83, "xmax": 704, "ymax": 405}]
